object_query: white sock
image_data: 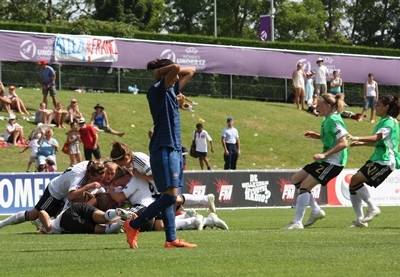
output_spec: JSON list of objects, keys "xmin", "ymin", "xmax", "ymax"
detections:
[
  {"xmin": 356, "ymin": 185, "xmax": 378, "ymax": 210},
  {"xmin": 175, "ymin": 218, "xmax": 195, "ymax": 230},
  {"xmin": 308, "ymin": 196, "xmax": 321, "ymax": 214},
  {"xmin": 294, "ymin": 193, "xmax": 310, "ymax": 223},
  {"xmin": 203, "ymin": 216, "xmax": 214, "ymax": 227},
  {"xmin": 0, "ymin": 211, "xmax": 27, "ymax": 228},
  {"xmin": 105, "ymin": 221, "xmax": 122, "ymax": 234},
  {"xmin": 175, "ymin": 213, "xmax": 187, "ymax": 220},
  {"xmin": 350, "ymin": 193, "xmax": 364, "ymax": 221},
  {"xmin": 104, "ymin": 209, "xmax": 118, "ymax": 221},
  {"xmin": 181, "ymin": 194, "xmax": 208, "ymax": 206}
]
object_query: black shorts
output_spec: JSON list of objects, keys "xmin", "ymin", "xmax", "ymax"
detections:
[
  {"xmin": 97, "ymin": 125, "xmax": 111, "ymax": 133},
  {"xmin": 196, "ymin": 151, "xmax": 207, "ymax": 158},
  {"xmin": 60, "ymin": 202, "xmax": 98, "ymax": 234},
  {"xmin": 84, "ymin": 147, "xmax": 101, "ymax": 160},
  {"xmin": 359, "ymin": 160, "xmax": 393, "ymax": 188},
  {"xmin": 303, "ymin": 161, "xmax": 344, "ymax": 186},
  {"xmin": 129, "ymin": 204, "xmax": 155, "ymax": 232},
  {"xmin": 34, "ymin": 186, "xmax": 64, "ymax": 217}
]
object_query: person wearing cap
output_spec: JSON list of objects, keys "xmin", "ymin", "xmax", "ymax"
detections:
[
  {"xmin": 38, "ymin": 60, "xmax": 57, "ymax": 108},
  {"xmin": 311, "ymin": 57, "xmax": 330, "ymax": 96},
  {"xmin": 0, "ymin": 81, "xmax": 13, "ymax": 114},
  {"xmin": 66, "ymin": 98, "xmax": 83, "ymax": 123},
  {"xmin": 78, "ymin": 117, "xmax": 102, "ymax": 162},
  {"xmin": 5, "ymin": 114, "xmax": 25, "ymax": 146},
  {"xmin": 221, "ymin": 117, "xmax": 240, "ymax": 170},
  {"xmin": 6, "ymin": 85, "xmax": 29, "ymax": 114},
  {"xmin": 90, "ymin": 103, "xmax": 125, "ymax": 137}
]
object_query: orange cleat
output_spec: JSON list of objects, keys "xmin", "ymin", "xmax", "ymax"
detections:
[
  {"xmin": 123, "ymin": 219, "xmax": 140, "ymax": 249},
  {"xmin": 165, "ymin": 239, "xmax": 197, "ymax": 248}
]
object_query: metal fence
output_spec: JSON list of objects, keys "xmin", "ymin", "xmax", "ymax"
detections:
[{"xmin": 1, "ymin": 61, "xmax": 399, "ymax": 106}]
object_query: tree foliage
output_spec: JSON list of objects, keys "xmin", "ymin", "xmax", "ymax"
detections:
[{"xmin": 0, "ymin": 0, "xmax": 398, "ymax": 48}]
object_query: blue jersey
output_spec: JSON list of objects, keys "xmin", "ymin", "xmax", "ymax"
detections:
[
  {"xmin": 93, "ymin": 112, "xmax": 105, "ymax": 126},
  {"xmin": 147, "ymin": 78, "xmax": 181, "ymax": 153}
]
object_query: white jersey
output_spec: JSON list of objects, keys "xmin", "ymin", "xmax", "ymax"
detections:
[
  {"xmin": 130, "ymin": 151, "xmax": 155, "ymax": 186},
  {"xmin": 48, "ymin": 161, "xmax": 89, "ymax": 200},
  {"xmin": 42, "ymin": 209, "xmax": 66, "ymax": 234},
  {"xmin": 194, "ymin": 130, "xmax": 212, "ymax": 152},
  {"xmin": 122, "ymin": 176, "xmax": 156, "ymax": 207}
]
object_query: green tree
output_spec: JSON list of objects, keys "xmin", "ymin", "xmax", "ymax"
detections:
[
  {"xmin": 93, "ymin": 0, "xmax": 157, "ymax": 30},
  {"xmin": 163, "ymin": 0, "xmax": 207, "ymax": 34}
]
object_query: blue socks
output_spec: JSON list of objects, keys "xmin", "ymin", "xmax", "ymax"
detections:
[{"xmin": 130, "ymin": 194, "xmax": 177, "ymax": 234}]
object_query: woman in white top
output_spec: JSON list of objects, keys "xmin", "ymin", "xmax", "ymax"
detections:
[
  {"xmin": 193, "ymin": 123, "xmax": 214, "ymax": 170},
  {"xmin": 358, "ymin": 73, "xmax": 379, "ymax": 123},
  {"xmin": 292, "ymin": 62, "xmax": 306, "ymax": 110},
  {"xmin": 5, "ymin": 114, "xmax": 25, "ymax": 145}
]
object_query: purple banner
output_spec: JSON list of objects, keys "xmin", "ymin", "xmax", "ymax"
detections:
[
  {"xmin": 259, "ymin": 15, "xmax": 271, "ymax": 41},
  {"xmin": 1, "ymin": 30, "xmax": 400, "ymax": 85}
]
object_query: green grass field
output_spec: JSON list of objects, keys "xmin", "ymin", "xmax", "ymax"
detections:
[
  {"xmin": 1, "ymin": 207, "xmax": 400, "ymax": 276},
  {"xmin": 0, "ymin": 88, "xmax": 374, "ymax": 172}
]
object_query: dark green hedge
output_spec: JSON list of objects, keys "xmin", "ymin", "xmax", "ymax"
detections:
[{"xmin": 1, "ymin": 22, "xmax": 400, "ymax": 57}]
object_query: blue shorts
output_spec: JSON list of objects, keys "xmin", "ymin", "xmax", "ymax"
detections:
[
  {"xmin": 150, "ymin": 147, "xmax": 183, "ymax": 193},
  {"xmin": 364, "ymin": 96, "xmax": 376, "ymax": 109}
]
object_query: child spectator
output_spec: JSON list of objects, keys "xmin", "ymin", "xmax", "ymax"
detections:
[
  {"xmin": 66, "ymin": 120, "xmax": 82, "ymax": 166},
  {"xmin": 35, "ymin": 102, "xmax": 53, "ymax": 124},
  {"xmin": 19, "ymin": 133, "xmax": 40, "ymax": 172},
  {"xmin": 52, "ymin": 102, "xmax": 68, "ymax": 128}
]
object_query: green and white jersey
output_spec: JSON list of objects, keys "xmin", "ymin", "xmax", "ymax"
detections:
[
  {"xmin": 370, "ymin": 116, "xmax": 400, "ymax": 170},
  {"xmin": 320, "ymin": 113, "xmax": 348, "ymax": 166}
]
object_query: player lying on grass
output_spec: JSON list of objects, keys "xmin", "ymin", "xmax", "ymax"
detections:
[{"xmin": 37, "ymin": 202, "xmax": 133, "ymax": 234}]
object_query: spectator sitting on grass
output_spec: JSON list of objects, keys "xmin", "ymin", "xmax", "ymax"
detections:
[
  {"xmin": 35, "ymin": 102, "xmax": 53, "ymax": 124},
  {"xmin": 6, "ymin": 85, "xmax": 29, "ymax": 115},
  {"xmin": 90, "ymin": 103, "xmax": 125, "ymax": 137}
]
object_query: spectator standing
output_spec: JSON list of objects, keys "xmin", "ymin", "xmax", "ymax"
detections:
[
  {"xmin": 20, "ymin": 133, "xmax": 40, "ymax": 172},
  {"xmin": 305, "ymin": 72, "xmax": 314, "ymax": 103},
  {"xmin": 358, "ymin": 73, "xmax": 379, "ymax": 123},
  {"xmin": 5, "ymin": 114, "xmax": 25, "ymax": 146},
  {"xmin": 330, "ymin": 71, "xmax": 342, "ymax": 95},
  {"xmin": 90, "ymin": 103, "xmax": 125, "ymax": 137},
  {"xmin": 66, "ymin": 120, "xmax": 82, "ymax": 166},
  {"xmin": 311, "ymin": 57, "xmax": 330, "ymax": 95},
  {"xmin": 78, "ymin": 117, "xmax": 101, "ymax": 162},
  {"xmin": 38, "ymin": 60, "xmax": 57, "ymax": 108},
  {"xmin": 193, "ymin": 123, "xmax": 214, "ymax": 170},
  {"xmin": 221, "ymin": 117, "xmax": 240, "ymax": 170},
  {"xmin": 292, "ymin": 62, "xmax": 306, "ymax": 110}
]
